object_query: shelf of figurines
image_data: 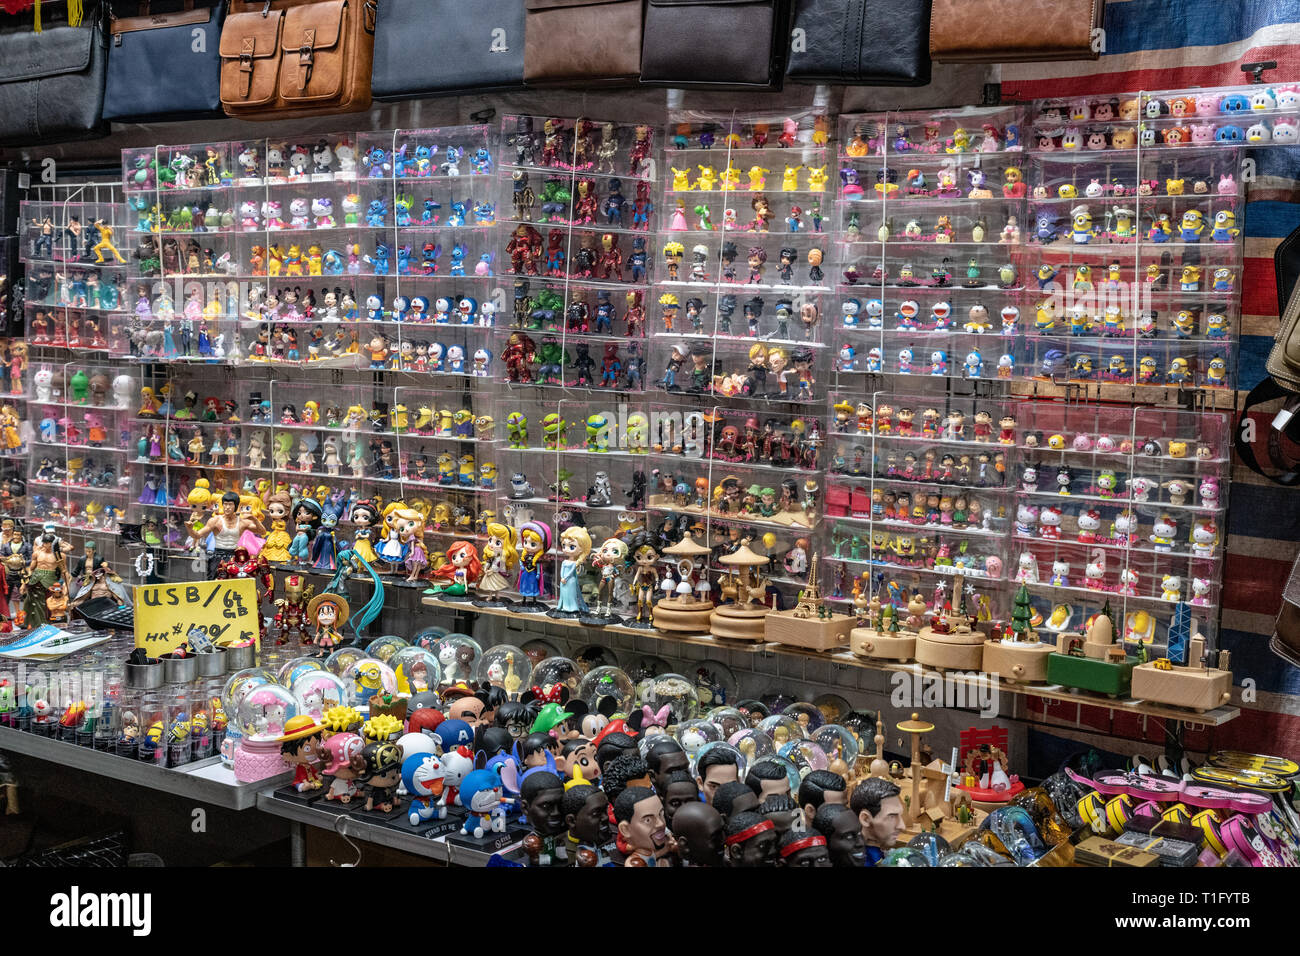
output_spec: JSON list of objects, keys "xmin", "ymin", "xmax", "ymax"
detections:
[
  {"xmin": 0, "ymin": 723, "xmax": 285, "ymax": 810},
  {"xmin": 419, "ymin": 587, "xmax": 1238, "ymax": 726}
]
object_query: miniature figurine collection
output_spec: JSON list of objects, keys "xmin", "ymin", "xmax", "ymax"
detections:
[{"xmin": 0, "ymin": 83, "xmax": 1280, "ymax": 865}]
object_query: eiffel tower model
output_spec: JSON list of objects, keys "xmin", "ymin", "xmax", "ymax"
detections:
[{"xmin": 793, "ymin": 555, "xmax": 822, "ymax": 619}]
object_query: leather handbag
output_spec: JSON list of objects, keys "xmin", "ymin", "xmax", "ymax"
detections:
[
  {"xmin": 929, "ymin": 0, "xmax": 1104, "ymax": 63},
  {"xmin": 104, "ymin": 1, "xmax": 225, "ymax": 122},
  {"xmin": 0, "ymin": 2, "xmax": 108, "ymax": 146},
  {"xmin": 373, "ymin": 0, "xmax": 524, "ymax": 99},
  {"xmin": 523, "ymin": 0, "xmax": 643, "ymax": 87},
  {"xmin": 219, "ymin": 0, "xmax": 374, "ymax": 119},
  {"xmin": 786, "ymin": 0, "xmax": 931, "ymax": 86},
  {"xmin": 640, "ymin": 0, "xmax": 791, "ymax": 89}
]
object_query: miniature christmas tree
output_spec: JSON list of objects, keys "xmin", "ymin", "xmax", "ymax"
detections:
[{"xmin": 1010, "ymin": 584, "xmax": 1035, "ymax": 642}]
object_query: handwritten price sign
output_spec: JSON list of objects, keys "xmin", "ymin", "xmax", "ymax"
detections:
[{"xmin": 133, "ymin": 578, "xmax": 260, "ymax": 654}]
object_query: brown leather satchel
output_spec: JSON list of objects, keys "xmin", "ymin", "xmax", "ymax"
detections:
[
  {"xmin": 523, "ymin": 0, "xmax": 644, "ymax": 86},
  {"xmin": 1271, "ymin": 556, "xmax": 1300, "ymax": 668},
  {"xmin": 220, "ymin": 0, "xmax": 375, "ymax": 119},
  {"xmin": 929, "ymin": 0, "xmax": 1104, "ymax": 63}
]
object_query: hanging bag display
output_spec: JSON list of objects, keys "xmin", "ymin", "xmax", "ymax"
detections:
[
  {"xmin": 0, "ymin": 1, "xmax": 108, "ymax": 146},
  {"xmin": 640, "ymin": 0, "xmax": 791, "ymax": 90},
  {"xmin": 372, "ymin": 0, "xmax": 525, "ymax": 99},
  {"xmin": 219, "ymin": 0, "xmax": 374, "ymax": 119},
  {"xmin": 929, "ymin": 0, "xmax": 1104, "ymax": 63},
  {"xmin": 523, "ymin": 0, "xmax": 643, "ymax": 87},
  {"xmin": 785, "ymin": 0, "xmax": 931, "ymax": 86},
  {"xmin": 104, "ymin": 1, "xmax": 226, "ymax": 123}
]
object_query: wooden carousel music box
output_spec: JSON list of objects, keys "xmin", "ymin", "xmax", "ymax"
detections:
[
  {"xmin": 1130, "ymin": 607, "xmax": 1233, "ymax": 712},
  {"xmin": 708, "ymin": 544, "xmax": 772, "ymax": 641},
  {"xmin": 652, "ymin": 535, "xmax": 715, "ymax": 633},
  {"xmin": 849, "ymin": 587, "xmax": 920, "ymax": 662},
  {"xmin": 981, "ymin": 584, "xmax": 1054, "ymax": 684},
  {"xmin": 1046, "ymin": 603, "xmax": 1138, "ymax": 698},
  {"xmin": 913, "ymin": 579, "xmax": 985, "ymax": 672},
  {"xmin": 765, "ymin": 555, "xmax": 856, "ymax": 651}
]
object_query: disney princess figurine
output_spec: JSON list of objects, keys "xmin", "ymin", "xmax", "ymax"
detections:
[
  {"xmin": 548, "ymin": 526, "xmax": 591, "ymax": 619},
  {"xmin": 425, "ymin": 539, "xmax": 479, "ymax": 596}
]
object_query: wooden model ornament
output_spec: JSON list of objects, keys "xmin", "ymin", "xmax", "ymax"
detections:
[{"xmin": 708, "ymin": 544, "xmax": 773, "ymax": 641}]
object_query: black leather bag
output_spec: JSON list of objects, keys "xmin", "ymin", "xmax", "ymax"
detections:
[
  {"xmin": 640, "ymin": 0, "xmax": 791, "ymax": 90},
  {"xmin": 103, "ymin": 1, "xmax": 226, "ymax": 123},
  {"xmin": 0, "ymin": 3, "xmax": 108, "ymax": 146},
  {"xmin": 373, "ymin": 0, "xmax": 525, "ymax": 98},
  {"xmin": 786, "ymin": 0, "xmax": 931, "ymax": 85}
]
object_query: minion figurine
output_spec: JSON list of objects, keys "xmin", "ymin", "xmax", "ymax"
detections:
[
  {"xmin": 1068, "ymin": 305, "xmax": 1093, "ymax": 336},
  {"xmin": 1172, "ymin": 310, "xmax": 1197, "ymax": 338},
  {"xmin": 1112, "ymin": 206, "xmax": 1135, "ymax": 240},
  {"xmin": 1206, "ymin": 312, "xmax": 1229, "ymax": 339},
  {"xmin": 1100, "ymin": 305, "xmax": 1124, "ymax": 336},
  {"xmin": 435, "ymin": 452, "xmax": 456, "ymax": 483},
  {"xmin": 1146, "ymin": 213, "xmax": 1172, "ymax": 242},
  {"xmin": 1212, "ymin": 268, "xmax": 1235, "ymax": 293},
  {"xmin": 457, "ymin": 453, "xmax": 476, "ymax": 486},
  {"xmin": 1138, "ymin": 356, "xmax": 1159, "ymax": 383},
  {"xmin": 1180, "ymin": 265, "xmax": 1201, "ymax": 291},
  {"xmin": 1178, "ymin": 209, "xmax": 1206, "ymax": 242},
  {"xmin": 1072, "ymin": 264, "xmax": 1093, "ymax": 292},
  {"xmin": 1211, "ymin": 209, "xmax": 1239, "ymax": 243},
  {"xmin": 1167, "ymin": 357, "xmax": 1191, "ymax": 384},
  {"xmin": 1106, "ymin": 354, "xmax": 1129, "ymax": 381},
  {"xmin": 389, "ymin": 403, "xmax": 409, "ymax": 433},
  {"xmin": 479, "ymin": 461, "xmax": 498, "ymax": 489},
  {"xmin": 1071, "ymin": 355, "xmax": 1094, "ymax": 380},
  {"xmin": 1205, "ymin": 356, "xmax": 1227, "ymax": 387},
  {"xmin": 1034, "ymin": 299, "xmax": 1056, "ymax": 333},
  {"xmin": 1070, "ymin": 204, "xmax": 1097, "ymax": 243}
]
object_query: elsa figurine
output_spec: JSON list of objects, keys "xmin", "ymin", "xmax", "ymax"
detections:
[{"xmin": 548, "ymin": 526, "xmax": 592, "ymax": 619}]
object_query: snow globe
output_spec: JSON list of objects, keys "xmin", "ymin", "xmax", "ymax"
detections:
[
  {"xmin": 324, "ymin": 645, "xmax": 370, "ymax": 677},
  {"xmin": 277, "ymin": 656, "xmax": 325, "ymax": 686},
  {"xmin": 390, "ymin": 647, "xmax": 442, "ymax": 696},
  {"xmin": 728, "ymin": 727, "xmax": 775, "ymax": 764},
  {"xmin": 706, "ymin": 706, "xmax": 750, "ymax": 740},
  {"xmin": 577, "ymin": 665, "xmax": 635, "ymax": 716},
  {"xmin": 365, "ymin": 634, "xmax": 409, "ymax": 663},
  {"xmin": 635, "ymin": 672, "xmax": 699, "ymax": 733},
  {"xmin": 233, "ymin": 682, "xmax": 299, "ymax": 783},
  {"xmin": 813, "ymin": 724, "xmax": 862, "ymax": 776},
  {"xmin": 693, "ymin": 659, "xmax": 736, "ymax": 707},
  {"xmin": 291, "ymin": 670, "xmax": 349, "ymax": 720},
  {"xmin": 531, "ymin": 656, "xmax": 582, "ymax": 702},
  {"xmin": 411, "ymin": 625, "xmax": 448, "ymax": 650},
  {"xmin": 477, "ymin": 644, "xmax": 532, "ymax": 698},
  {"xmin": 812, "ymin": 693, "xmax": 852, "ymax": 724},
  {"xmin": 219, "ymin": 667, "xmax": 276, "ymax": 768},
  {"xmin": 343, "ymin": 658, "xmax": 398, "ymax": 709},
  {"xmin": 782, "ymin": 701, "xmax": 826, "ymax": 736},
  {"xmin": 574, "ymin": 644, "xmax": 619, "ymax": 674},
  {"xmin": 758, "ymin": 713, "xmax": 804, "ymax": 748},
  {"xmin": 674, "ymin": 718, "xmax": 721, "ymax": 757},
  {"xmin": 522, "ymin": 639, "xmax": 560, "ymax": 667},
  {"xmin": 433, "ymin": 633, "xmax": 482, "ymax": 686},
  {"xmin": 780, "ymin": 737, "xmax": 830, "ymax": 776}
]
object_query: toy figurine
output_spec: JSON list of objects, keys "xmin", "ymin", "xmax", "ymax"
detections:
[
  {"xmin": 279, "ymin": 715, "xmax": 327, "ymax": 791},
  {"xmin": 306, "ymin": 592, "xmax": 348, "ymax": 650},
  {"xmin": 516, "ymin": 521, "xmax": 551, "ymax": 610},
  {"xmin": 355, "ymin": 741, "xmax": 403, "ymax": 813},
  {"xmin": 549, "ymin": 526, "xmax": 592, "ymax": 618},
  {"xmin": 426, "ymin": 539, "xmax": 480, "ymax": 597}
]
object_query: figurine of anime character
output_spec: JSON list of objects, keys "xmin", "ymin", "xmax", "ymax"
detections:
[
  {"xmin": 458, "ymin": 768, "xmax": 510, "ymax": 838},
  {"xmin": 278, "ymin": 715, "xmax": 327, "ymax": 791},
  {"xmin": 548, "ymin": 526, "xmax": 592, "ymax": 619},
  {"xmin": 426, "ymin": 539, "xmax": 480, "ymax": 598},
  {"xmin": 355, "ymin": 742, "xmax": 403, "ymax": 813},
  {"xmin": 583, "ymin": 536, "xmax": 628, "ymax": 625},
  {"xmin": 515, "ymin": 521, "xmax": 551, "ymax": 611},
  {"xmin": 306, "ymin": 592, "xmax": 349, "ymax": 650},
  {"xmin": 474, "ymin": 522, "xmax": 518, "ymax": 608}
]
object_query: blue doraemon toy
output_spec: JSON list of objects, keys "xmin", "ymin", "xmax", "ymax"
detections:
[{"xmin": 459, "ymin": 768, "xmax": 509, "ymax": 838}]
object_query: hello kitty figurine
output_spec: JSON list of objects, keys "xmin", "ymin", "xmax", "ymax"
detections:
[
  {"xmin": 1038, "ymin": 506, "xmax": 1062, "ymax": 540},
  {"xmin": 1163, "ymin": 478, "xmax": 1193, "ymax": 507},
  {"xmin": 312, "ymin": 197, "xmax": 336, "ymax": 228},
  {"xmin": 1190, "ymin": 518, "xmax": 1218, "ymax": 556},
  {"xmin": 262, "ymin": 200, "xmax": 285, "ymax": 230},
  {"xmin": 1160, "ymin": 574, "xmax": 1181, "ymax": 602},
  {"xmin": 1076, "ymin": 509, "xmax": 1102, "ymax": 543},
  {"xmin": 1095, "ymin": 435, "xmax": 1116, "ymax": 453},
  {"xmin": 1083, "ymin": 549, "xmax": 1106, "ymax": 589},
  {"xmin": 1049, "ymin": 559, "xmax": 1070, "ymax": 587},
  {"xmin": 288, "ymin": 197, "xmax": 310, "ymax": 228},
  {"xmin": 1118, "ymin": 568, "xmax": 1139, "ymax": 596},
  {"xmin": 33, "ymin": 367, "xmax": 54, "ymax": 402},
  {"xmin": 1015, "ymin": 503, "xmax": 1039, "ymax": 536},
  {"xmin": 1127, "ymin": 476, "xmax": 1157, "ymax": 502},
  {"xmin": 1015, "ymin": 551, "xmax": 1039, "ymax": 583},
  {"xmin": 1111, "ymin": 509, "xmax": 1138, "ymax": 545},
  {"xmin": 239, "ymin": 200, "xmax": 261, "ymax": 230},
  {"xmin": 1190, "ymin": 577, "xmax": 1211, "ymax": 606},
  {"xmin": 1199, "ymin": 477, "xmax": 1220, "ymax": 507},
  {"xmin": 1149, "ymin": 514, "xmax": 1177, "ymax": 552}
]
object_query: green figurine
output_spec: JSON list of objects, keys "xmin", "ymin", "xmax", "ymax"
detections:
[{"xmin": 69, "ymin": 369, "xmax": 89, "ymax": 404}]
